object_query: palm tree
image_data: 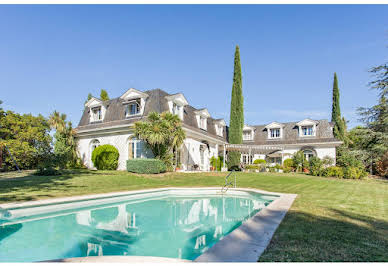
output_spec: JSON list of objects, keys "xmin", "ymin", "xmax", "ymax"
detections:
[
  {"xmin": 48, "ymin": 111, "xmax": 67, "ymax": 133},
  {"xmin": 134, "ymin": 111, "xmax": 186, "ymax": 170},
  {"xmin": 48, "ymin": 111, "xmax": 79, "ymax": 167}
]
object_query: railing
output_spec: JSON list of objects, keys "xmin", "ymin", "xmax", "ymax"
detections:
[{"xmin": 220, "ymin": 170, "xmax": 236, "ymax": 193}]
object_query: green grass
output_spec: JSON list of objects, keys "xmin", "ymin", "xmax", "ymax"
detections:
[{"xmin": 0, "ymin": 170, "xmax": 387, "ymax": 261}]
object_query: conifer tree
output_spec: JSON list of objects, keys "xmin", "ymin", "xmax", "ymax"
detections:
[
  {"xmin": 331, "ymin": 73, "xmax": 347, "ymax": 144},
  {"xmin": 100, "ymin": 89, "xmax": 109, "ymax": 101},
  {"xmin": 85, "ymin": 93, "xmax": 93, "ymax": 104},
  {"xmin": 228, "ymin": 45, "xmax": 244, "ymax": 169}
]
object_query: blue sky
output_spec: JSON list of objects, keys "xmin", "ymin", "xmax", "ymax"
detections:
[{"xmin": 0, "ymin": 5, "xmax": 387, "ymax": 128}]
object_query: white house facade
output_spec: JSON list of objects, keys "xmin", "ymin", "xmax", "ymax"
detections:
[
  {"xmin": 75, "ymin": 88, "xmax": 342, "ymax": 171},
  {"xmin": 75, "ymin": 88, "xmax": 227, "ymax": 171}
]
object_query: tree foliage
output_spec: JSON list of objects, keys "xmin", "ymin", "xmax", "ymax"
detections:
[
  {"xmin": 228, "ymin": 45, "xmax": 244, "ymax": 169},
  {"xmin": 48, "ymin": 111, "xmax": 79, "ymax": 169},
  {"xmin": 331, "ymin": 73, "xmax": 348, "ymax": 145},
  {"xmin": 352, "ymin": 62, "xmax": 388, "ymax": 175},
  {"xmin": 134, "ymin": 111, "xmax": 185, "ymax": 171},
  {"xmin": 0, "ymin": 109, "xmax": 52, "ymax": 170},
  {"xmin": 100, "ymin": 89, "xmax": 109, "ymax": 101},
  {"xmin": 85, "ymin": 93, "xmax": 93, "ymax": 104}
]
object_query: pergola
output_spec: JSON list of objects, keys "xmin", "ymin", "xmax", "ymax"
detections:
[{"xmin": 221, "ymin": 143, "xmax": 288, "ymax": 168}]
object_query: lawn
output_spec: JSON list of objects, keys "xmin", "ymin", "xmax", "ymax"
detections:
[{"xmin": 0, "ymin": 170, "xmax": 387, "ymax": 262}]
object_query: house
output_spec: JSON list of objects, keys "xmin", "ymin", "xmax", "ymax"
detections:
[
  {"xmin": 75, "ymin": 88, "xmax": 342, "ymax": 171},
  {"xmin": 75, "ymin": 88, "xmax": 227, "ymax": 171},
  {"xmin": 237, "ymin": 119, "xmax": 342, "ymax": 166}
]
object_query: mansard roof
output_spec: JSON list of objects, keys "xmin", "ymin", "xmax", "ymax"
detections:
[
  {"xmin": 76, "ymin": 88, "xmax": 227, "ymax": 141},
  {"xmin": 243, "ymin": 120, "xmax": 338, "ymax": 145}
]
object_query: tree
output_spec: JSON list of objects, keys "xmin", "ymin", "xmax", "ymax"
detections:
[
  {"xmin": 85, "ymin": 93, "xmax": 93, "ymax": 104},
  {"xmin": 354, "ymin": 62, "xmax": 388, "ymax": 175},
  {"xmin": 100, "ymin": 89, "xmax": 109, "ymax": 101},
  {"xmin": 331, "ymin": 73, "xmax": 348, "ymax": 145},
  {"xmin": 0, "ymin": 110, "xmax": 52, "ymax": 170},
  {"xmin": 228, "ymin": 45, "xmax": 244, "ymax": 169},
  {"xmin": 134, "ymin": 111, "xmax": 186, "ymax": 171},
  {"xmin": 48, "ymin": 111, "xmax": 79, "ymax": 169}
]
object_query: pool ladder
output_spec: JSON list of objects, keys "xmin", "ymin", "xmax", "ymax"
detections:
[{"xmin": 220, "ymin": 170, "xmax": 236, "ymax": 193}]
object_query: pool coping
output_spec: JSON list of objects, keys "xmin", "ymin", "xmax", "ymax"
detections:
[{"xmin": 0, "ymin": 187, "xmax": 297, "ymax": 263}]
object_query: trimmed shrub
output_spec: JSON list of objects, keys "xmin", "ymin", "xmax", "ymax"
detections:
[
  {"xmin": 343, "ymin": 166, "xmax": 368, "ymax": 179},
  {"xmin": 253, "ymin": 159, "xmax": 266, "ymax": 164},
  {"xmin": 126, "ymin": 158, "xmax": 166, "ymax": 174},
  {"xmin": 92, "ymin": 144, "xmax": 119, "ymax": 170},
  {"xmin": 323, "ymin": 166, "xmax": 344, "ymax": 178},
  {"xmin": 283, "ymin": 158, "xmax": 294, "ymax": 168}
]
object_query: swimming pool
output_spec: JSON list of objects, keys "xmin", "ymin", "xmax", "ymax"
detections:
[{"xmin": 0, "ymin": 188, "xmax": 279, "ymax": 262}]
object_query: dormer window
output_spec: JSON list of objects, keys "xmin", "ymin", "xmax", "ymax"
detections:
[
  {"xmin": 243, "ymin": 130, "xmax": 253, "ymax": 141},
  {"xmin": 172, "ymin": 102, "xmax": 182, "ymax": 116},
  {"xmin": 92, "ymin": 107, "xmax": 102, "ymax": 121},
  {"xmin": 166, "ymin": 93, "xmax": 188, "ymax": 121},
  {"xmin": 194, "ymin": 109, "xmax": 211, "ymax": 131},
  {"xmin": 120, "ymin": 88, "xmax": 148, "ymax": 117},
  {"xmin": 126, "ymin": 99, "xmax": 141, "ymax": 117},
  {"xmin": 270, "ymin": 128, "xmax": 281, "ymax": 138},
  {"xmin": 243, "ymin": 125, "xmax": 255, "ymax": 141},
  {"xmin": 200, "ymin": 117, "xmax": 207, "ymax": 130},
  {"xmin": 265, "ymin": 122, "xmax": 284, "ymax": 139},
  {"xmin": 85, "ymin": 97, "xmax": 105, "ymax": 124},
  {"xmin": 302, "ymin": 126, "xmax": 314, "ymax": 136},
  {"xmin": 214, "ymin": 119, "xmax": 226, "ymax": 137},
  {"xmin": 296, "ymin": 119, "xmax": 317, "ymax": 137}
]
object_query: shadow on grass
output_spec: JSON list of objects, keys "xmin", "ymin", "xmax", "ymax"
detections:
[
  {"xmin": 259, "ymin": 208, "xmax": 388, "ymax": 262},
  {"xmin": 0, "ymin": 169, "xmax": 106, "ymax": 203}
]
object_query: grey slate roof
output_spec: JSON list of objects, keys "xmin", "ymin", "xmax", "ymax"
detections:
[
  {"xmin": 76, "ymin": 88, "xmax": 227, "ymax": 142},
  {"xmin": 243, "ymin": 120, "xmax": 339, "ymax": 145}
]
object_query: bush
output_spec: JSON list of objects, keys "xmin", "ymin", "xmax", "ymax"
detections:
[
  {"xmin": 343, "ymin": 166, "xmax": 368, "ymax": 179},
  {"xmin": 126, "ymin": 158, "xmax": 166, "ymax": 174},
  {"xmin": 308, "ymin": 157, "xmax": 323, "ymax": 176},
  {"xmin": 92, "ymin": 144, "xmax": 119, "ymax": 170},
  {"xmin": 274, "ymin": 164, "xmax": 283, "ymax": 170},
  {"xmin": 283, "ymin": 158, "xmax": 294, "ymax": 168},
  {"xmin": 376, "ymin": 151, "xmax": 388, "ymax": 178},
  {"xmin": 34, "ymin": 166, "xmax": 60, "ymax": 176},
  {"xmin": 245, "ymin": 164, "xmax": 258, "ymax": 171},
  {"xmin": 323, "ymin": 166, "xmax": 344, "ymax": 178},
  {"xmin": 253, "ymin": 159, "xmax": 266, "ymax": 164},
  {"xmin": 283, "ymin": 166, "xmax": 293, "ymax": 173}
]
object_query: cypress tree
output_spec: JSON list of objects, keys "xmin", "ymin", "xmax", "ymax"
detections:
[
  {"xmin": 228, "ymin": 45, "xmax": 244, "ymax": 169},
  {"xmin": 331, "ymin": 73, "xmax": 347, "ymax": 144},
  {"xmin": 100, "ymin": 89, "xmax": 109, "ymax": 101}
]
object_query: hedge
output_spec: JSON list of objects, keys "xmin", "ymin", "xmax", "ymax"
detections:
[
  {"xmin": 126, "ymin": 159, "xmax": 167, "ymax": 174},
  {"xmin": 253, "ymin": 159, "xmax": 266, "ymax": 164},
  {"xmin": 91, "ymin": 144, "xmax": 119, "ymax": 170}
]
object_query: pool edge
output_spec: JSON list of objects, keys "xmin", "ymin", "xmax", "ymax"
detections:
[{"xmin": 194, "ymin": 189, "xmax": 297, "ymax": 262}]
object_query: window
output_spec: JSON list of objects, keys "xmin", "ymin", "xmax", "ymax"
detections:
[
  {"xmin": 302, "ymin": 126, "xmax": 314, "ymax": 136},
  {"xmin": 303, "ymin": 150, "xmax": 314, "ymax": 161},
  {"xmin": 128, "ymin": 138, "xmax": 153, "ymax": 159},
  {"xmin": 92, "ymin": 107, "xmax": 102, "ymax": 121},
  {"xmin": 127, "ymin": 101, "xmax": 140, "ymax": 116},
  {"xmin": 270, "ymin": 128, "xmax": 281, "ymax": 138},
  {"xmin": 243, "ymin": 130, "xmax": 252, "ymax": 141},
  {"xmin": 172, "ymin": 102, "xmax": 181, "ymax": 115},
  {"xmin": 200, "ymin": 117, "xmax": 207, "ymax": 130},
  {"xmin": 216, "ymin": 125, "xmax": 223, "ymax": 137},
  {"xmin": 241, "ymin": 154, "xmax": 253, "ymax": 164}
]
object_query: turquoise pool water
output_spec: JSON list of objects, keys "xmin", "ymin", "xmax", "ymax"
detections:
[{"xmin": 0, "ymin": 190, "xmax": 277, "ymax": 262}]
